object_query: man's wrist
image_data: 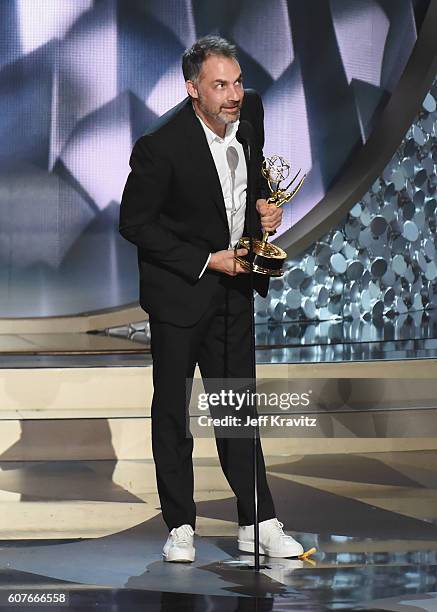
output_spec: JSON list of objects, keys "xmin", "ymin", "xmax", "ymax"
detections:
[{"xmin": 207, "ymin": 252, "xmax": 216, "ymax": 269}]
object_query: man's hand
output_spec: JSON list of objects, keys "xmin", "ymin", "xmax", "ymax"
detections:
[
  {"xmin": 207, "ymin": 248, "xmax": 249, "ymax": 276},
  {"xmin": 256, "ymin": 198, "xmax": 283, "ymax": 234}
]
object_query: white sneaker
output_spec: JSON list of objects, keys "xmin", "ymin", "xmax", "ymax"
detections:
[
  {"xmin": 238, "ymin": 518, "xmax": 304, "ymax": 558},
  {"xmin": 162, "ymin": 524, "xmax": 195, "ymax": 563}
]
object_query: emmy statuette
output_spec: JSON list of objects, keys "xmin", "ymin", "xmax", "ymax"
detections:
[{"xmin": 235, "ymin": 155, "xmax": 306, "ymax": 276}]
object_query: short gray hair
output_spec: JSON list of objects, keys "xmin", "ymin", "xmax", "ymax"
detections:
[{"xmin": 182, "ymin": 35, "xmax": 237, "ymax": 82}]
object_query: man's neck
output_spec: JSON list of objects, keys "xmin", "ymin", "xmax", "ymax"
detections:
[{"xmin": 192, "ymin": 101, "xmax": 226, "ymax": 139}]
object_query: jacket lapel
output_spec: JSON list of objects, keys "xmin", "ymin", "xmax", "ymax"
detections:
[
  {"xmin": 180, "ymin": 100, "xmax": 228, "ymax": 227},
  {"xmin": 238, "ymin": 99, "xmax": 261, "ymax": 239}
]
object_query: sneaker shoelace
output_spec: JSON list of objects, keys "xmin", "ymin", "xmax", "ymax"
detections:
[
  {"xmin": 270, "ymin": 519, "xmax": 294, "ymax": 542},
  {"xmin": 171, "ymin": 525, "xmax": 194, "ymax": 544}
]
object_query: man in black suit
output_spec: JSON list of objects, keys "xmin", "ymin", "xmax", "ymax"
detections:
[{"xmin": 120, "ymin": 36, "xmax": 303, "ymax": 562}]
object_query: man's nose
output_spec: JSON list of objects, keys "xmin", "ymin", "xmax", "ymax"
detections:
[{"xmin": 228, "ymin": 83, "xmax": 242, "ymax": 100}]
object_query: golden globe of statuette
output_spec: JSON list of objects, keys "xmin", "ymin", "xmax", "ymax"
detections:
[{"xmin": 235, "ymin": 155, "xmax": 306, "ymax": 276}]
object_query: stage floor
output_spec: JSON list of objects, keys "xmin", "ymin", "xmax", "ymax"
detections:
[
  {"xmin": 2, "ymin": 308, "xmax": 437, "ymax": 365},
  {"xmin": 0, "ymin": 309, "xmax": 437, "ymax": 369},
  {"xmin": 0, "ymin": 449, "xmax": 436, "ymax": 611},
  {"xmin": 2, "ymin": 336, "xmax": 437, "ymax": 368}
]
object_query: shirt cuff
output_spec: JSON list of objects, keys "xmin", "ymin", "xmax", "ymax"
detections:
[{"xmin": 198, "ymin": 253, "xmax": 211, "ymax": 278}]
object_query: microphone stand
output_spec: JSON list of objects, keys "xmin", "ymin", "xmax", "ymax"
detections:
[{"xmin": 242, "ymin": 135, "xmax": 262, "ymax": 573}]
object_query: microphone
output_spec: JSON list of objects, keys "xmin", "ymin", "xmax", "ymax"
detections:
[
  {"xmin": 236, "ymin": 120, "xmax": 255, "ymax": 147},
  {"xmin": 226, "ymin": 145, "xmax": 239, "ymax": 174},
  {"xmin": 226, "ymin": 146, "xmax": 239, "ymax": 247}
]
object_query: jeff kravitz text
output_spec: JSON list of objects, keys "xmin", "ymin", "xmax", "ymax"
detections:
[{"xmin": 197, "ymin": 414, "xmax": 318, "ymax": 427}]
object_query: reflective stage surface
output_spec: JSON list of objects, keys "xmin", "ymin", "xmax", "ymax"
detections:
[
  {"xmin": 0, "ymin": 450, "xmax": 436, "ymax": 611},
  {"xmin": 256, "ymin": 308, "xmax": 437, "ymax": 364},
  {"xmin": 3, "ymin": 310, "xmax": 437, "ymax": 367},
  {"xmin": 2, "ymin": 307, "xmax": 437, "ymax": 367}
]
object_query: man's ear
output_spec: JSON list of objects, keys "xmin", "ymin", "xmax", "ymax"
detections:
[{"xmin": 186, "ymin": 80, "xmax": 198, "ymax": 100}]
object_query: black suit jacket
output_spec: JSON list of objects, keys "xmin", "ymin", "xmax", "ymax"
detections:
[{"xmin": 119, "ymin": 89, "xmax": 270, "ymax": 326}]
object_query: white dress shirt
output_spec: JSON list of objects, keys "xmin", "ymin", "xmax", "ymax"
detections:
[{"xmin": 195, "ymin": 113, "xmax": 248, "ymax": 277}]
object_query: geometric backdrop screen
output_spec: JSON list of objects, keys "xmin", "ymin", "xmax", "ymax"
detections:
[{"xmin": 0, "ymin": 0, "xmax": 430, "ymax": 316}]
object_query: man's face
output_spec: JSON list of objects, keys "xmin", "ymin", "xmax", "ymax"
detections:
[{"xmin": 187, "ymin": 54, "xmax": 244, "ymax": 126}]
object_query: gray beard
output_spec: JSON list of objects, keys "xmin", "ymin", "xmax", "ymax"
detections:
[{"xmin": 197, "ymin": 99, "xmax": 240, "ymax": 125}]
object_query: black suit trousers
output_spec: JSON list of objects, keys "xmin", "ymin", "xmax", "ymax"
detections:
[{"xmin": 149, "ymin": 273, "xmax": 276, "ymax": 531}]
